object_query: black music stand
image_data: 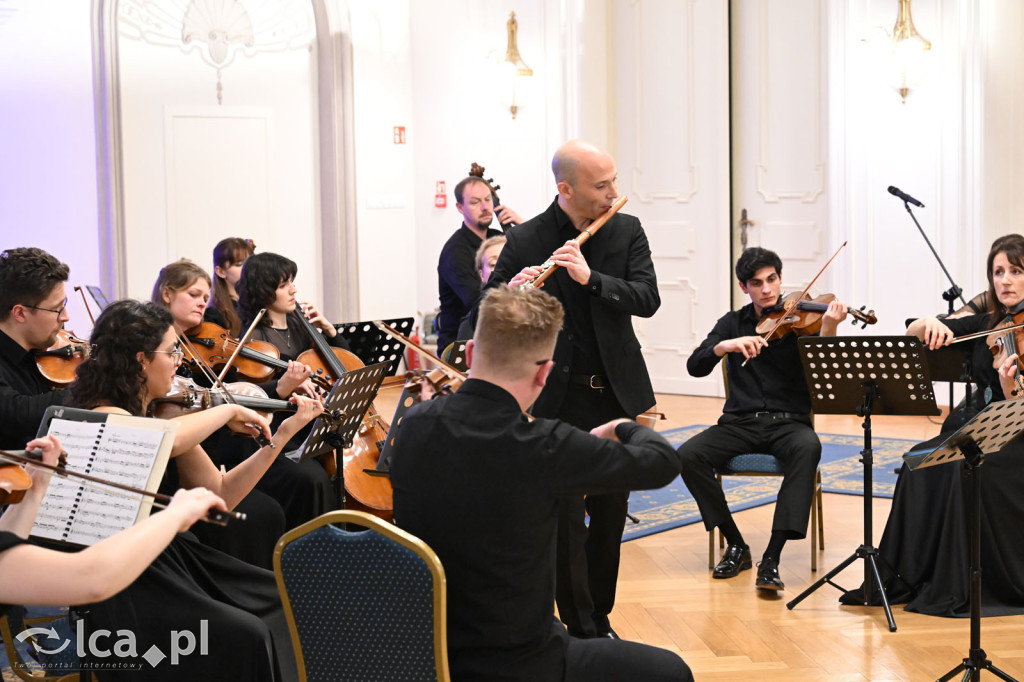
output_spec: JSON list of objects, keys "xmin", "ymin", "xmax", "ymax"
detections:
[
  {"xmin": 295, "ymin": 361, "xmax": 390, "ymax": 507},
  {"xmin": 785, "ymin": 336, "xmax": 940, "ymax": 632},
  {"xmin": 335, "ymin": 317, "xmax": 414, "ymax": 375},
  {"xmin": 444, "ymin": 339, "xmax": 470, "ymax": 373},
  {"xmin": 905, "ymin": 400, "xmax": 1024, "ymax": 682}
]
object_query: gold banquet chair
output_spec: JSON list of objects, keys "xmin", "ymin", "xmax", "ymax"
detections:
[
  {"xmin": 274, "ymin": 510, "xmax": 450, "ymax": 682},
  {"xmin": 708, "ymin": 361, "xmax": 826, "ymax": 571}
]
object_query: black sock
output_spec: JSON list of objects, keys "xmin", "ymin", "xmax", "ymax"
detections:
[
  {"xmin": 719, "ymin": 519, "xmax": 744, "ymax": 548},
  {"xmin": 763, "ymin": 531, "xmax": 787, "ymax": 563}
]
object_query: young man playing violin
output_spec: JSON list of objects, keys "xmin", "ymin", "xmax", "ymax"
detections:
[
  {"xmin": 0, "ymin": 247, "xmax": 72, "ymax": 450},
  {"xmin": 679, "ymin": 247, "xmax": 849, "ymax": 591}
]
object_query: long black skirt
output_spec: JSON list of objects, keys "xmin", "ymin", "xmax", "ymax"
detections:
[
  {"xmin": 842, "ymin": 433, "xmax": 1024, "ymax": 617},
  {"xmin": 78, "ymin": 532, "xmax": 296, "ymax": 681}
]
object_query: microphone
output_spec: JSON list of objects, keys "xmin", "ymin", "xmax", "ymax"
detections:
[{"xmin": 888, "ymin": 186, "xmax": 924, "ymax": 208}]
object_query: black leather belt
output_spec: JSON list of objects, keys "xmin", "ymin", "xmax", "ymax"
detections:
[
  {"xmin": 750, "ymin": 411, "xmax": 806, "ymax": 421},
  {"xmin": 570, "ymin": 373, "xmax": 607, "ymax": 390}
]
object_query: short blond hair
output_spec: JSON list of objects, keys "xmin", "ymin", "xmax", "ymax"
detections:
[
  {"xmin": 474, "ymin": 286, "xmax": 564, "ymax": 378},
  {"xmin": 475, "ymin": 235, "xmax": 507, "ymax": 272}
]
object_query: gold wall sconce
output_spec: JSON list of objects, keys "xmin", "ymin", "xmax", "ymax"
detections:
[
  {"xmin": 887, "ymin": 0, "xmax": 932, "ymax": 103},
  {"xmin": 502, "ymin": 11, "xmax": 532, "ymax": 119}
]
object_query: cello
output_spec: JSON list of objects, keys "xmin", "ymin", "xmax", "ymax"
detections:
[{"xmin": 293, "ymin": 304, "xmax": 394, "ymax": 520}]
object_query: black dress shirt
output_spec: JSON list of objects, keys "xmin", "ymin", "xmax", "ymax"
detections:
[
  {"xmin": 389, "ymin": 379, "xmax": 680, "ymax": 681},
  {"xmin": 436, "ymin": 223, "xmax": 502, "ymax": 352},
  {"xmin": 0, "ymin": 329, "xmax": 67, "ymax": 449},
  {"xmin": 687, "ymin": 302, "xmax": 812, "ymax": 416}
]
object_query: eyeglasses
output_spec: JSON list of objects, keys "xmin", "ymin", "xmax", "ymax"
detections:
[
  {"xmin": 151, "ymin": 348, "xmax": 185, "ymax": 366},
  {"xmin": 24, "ymin": 297, "xmax": 68, "ymax": 316}
]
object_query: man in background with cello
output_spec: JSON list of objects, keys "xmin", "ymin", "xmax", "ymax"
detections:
[
  {"xmin": 679, "ymin": 246, "xmax": 849, "ymax": 591},
  {"xmin": 479, "ymin": 139, "xmax": 660, "ymax": 640},
  {"xmin": 0, "ymin": 247, "xmax": 71, "ymax": 449},
  {"xmin": 436, "ymin": 174, "xmax": 523, "ymax": 355}
]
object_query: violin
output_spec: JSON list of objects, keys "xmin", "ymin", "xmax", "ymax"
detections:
[
  {"xmin": 148, "ymin": 376, "xmax": 299, "ymax": 421},
  {"xmin": 0, "ymin": 447, "xmax": 242, "ymax": 524},
  {"xmin": 293, "ymin": 304, "xmax": 394, "ymax": 520},
  {"xmin": 184, "ymin": 321, "xmax": 309, "ymax": 385},
  {"xmin": 987, "ymin": 311, "xmax": 1024, "ymax": 397},
  {"xmin": 469, "ymin": 162, "xmax": 516, "ymax": 229},
  {"xmin": 755, "ymin": 292, "xmax": 878, "ymax": 341},
  {"xmin": 33, "ymin": 329, "xmax": 91, "ymax": 387}
]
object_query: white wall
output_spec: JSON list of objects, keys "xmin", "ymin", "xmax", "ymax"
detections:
[
  {"xmin": 407, "ymin": 0, "xmax": 567, "ymax": 325},
  {"xmin": 0, "ymin": 0, "xmax": 101, "ymax": 333}
]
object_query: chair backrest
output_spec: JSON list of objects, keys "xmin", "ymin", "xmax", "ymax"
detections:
[{"xmin": 273, "ymin": 510, "xmax": 449, "ymax": 682}]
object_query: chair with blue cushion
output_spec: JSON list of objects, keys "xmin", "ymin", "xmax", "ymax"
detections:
[
  {"xmin": 273, "ymin": 510, "xmax": 450, "ymax": 682},
  {"xmin": 708, "ymin": 361, "xmax": 825, "ymax": 571}
]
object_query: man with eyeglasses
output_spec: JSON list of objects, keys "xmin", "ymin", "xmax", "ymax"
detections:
[{"xmin": 0, "ymin": 247, "xmax": 72, "ymax": 449}]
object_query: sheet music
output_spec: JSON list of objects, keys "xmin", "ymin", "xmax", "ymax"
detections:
[{"xmin": 31, "ymin": 416, "xmax": 174, "ymax": 547}]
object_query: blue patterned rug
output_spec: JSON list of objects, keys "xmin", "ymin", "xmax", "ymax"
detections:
[{"xmin": 622, "ymin": 425, "xmax": 917, "ymax": 542}]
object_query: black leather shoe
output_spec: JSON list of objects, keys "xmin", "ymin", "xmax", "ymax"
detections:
[
  {"xmin": 755, "ymin": 557, "xmax": 785, "ymax": 591},
  {"xmin": 712, "ymin": 544, "xmax": 752, "ymax": 579}
]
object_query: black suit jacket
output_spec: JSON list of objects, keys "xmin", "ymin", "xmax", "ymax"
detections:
[{"xmin": 484, "ymin": 198, "xmax": 659, "ymax": 418}]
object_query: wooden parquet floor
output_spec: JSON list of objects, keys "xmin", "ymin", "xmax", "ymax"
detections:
[{"xmin": 611, "ymin": 394, "xmax": 1024, "ymax": 680}]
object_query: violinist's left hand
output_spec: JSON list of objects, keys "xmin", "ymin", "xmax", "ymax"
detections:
[
  {"xmin": 996, "ymin": 353, "xmax": 1023, "ymax": 399},
  {"xmin": 280, "ymin": 394, "xmax": 325, "ymax": 435},
  {"xmin": 550, "ymin": 241, "xmax": 591, "ymax": 286},
  {"xmin": 299, "ymin": 301, "xmax": 337, "ymax": 338},
  {"xmin": 820, "ymin": 301, "xmax": 850, "ymax": 337}
]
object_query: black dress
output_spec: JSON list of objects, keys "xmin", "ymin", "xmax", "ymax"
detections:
[
  {"xmin": 843, "ymin": 313, "xmax": 1024, "ymax": 617},
  {"xmin": 78, "ymin": 529, "xmax": 296, "ymax": 681}
]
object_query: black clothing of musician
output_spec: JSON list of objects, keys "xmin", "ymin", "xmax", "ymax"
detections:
[
  {"xmin": 482, "ymin": 197, "xmax": 660, "ymax": 637},
  {"xmin": 680, "ymin": 301, "xmax": 822, "ymax": 550},
  {"xmin": 390, "ymin": 378, "xmax": 691, "ymax": 682},
  {"xmin": 436, "ymin": 222, "xmax": 502, "ymax": 353},
  {"xmin": 0, "ymin": 328, "xmax": 67, "ymax": 450}
]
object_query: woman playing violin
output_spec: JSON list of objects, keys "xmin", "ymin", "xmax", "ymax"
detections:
[
  {"xmin": 854, "ymin": 233, "xmax": 1024, "ymax": 618},
  {"xmin": 66, "ymin": 299, "xmax": 320, "ymax": 681},
  {"xmin": 0, "ymin": 435, "xmax": 227, "ymax": 614},
  {"xmin": 152, "ymin": 259, "xmax": 334, "ymax": 536}
]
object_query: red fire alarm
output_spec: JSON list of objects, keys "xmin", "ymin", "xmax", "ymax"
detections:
[
  {"xmin": 393, "ymin": 126, "xmax": 406, "ymax": 144},
  {"xmin": 434, "ymin": 180, "xmax": 447, "ymax": 208}
]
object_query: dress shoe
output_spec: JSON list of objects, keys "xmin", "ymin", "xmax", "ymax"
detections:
[
  {"xmin": 755, "ymin": 557, "xmax": 785, "ymax": 591},
  {"xmin": 712, "ymin": 544, "xmax": 752, "ymax": 579}
]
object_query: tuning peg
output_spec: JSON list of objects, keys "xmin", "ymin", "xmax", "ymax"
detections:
[{"xmin": 493, "ymin": 183, "xmax": 501, "ymax": 191}]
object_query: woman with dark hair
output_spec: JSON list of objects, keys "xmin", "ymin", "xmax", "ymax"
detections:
[
  {"xmin": 68, "ymin": 299, "xmax": 321, "ymax": 681},
  {"xmin": 846, "ymin": 234, "xmax": 1024, "ymax": 617},
  {"xmin": 151, "ymin": 260, "xmax": 331, "ymax": 548},
  {"xmin": 235, "ymin": 252, "xmax": 346, "ymax": 527},
  {"xmin": 209, "ymin": 237, "xmax": 256, "ymax": 336}
]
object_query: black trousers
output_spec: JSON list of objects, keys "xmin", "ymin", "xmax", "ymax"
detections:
[
  {"xmin": 565, "ymin": 635, "xmax": 692, "ymax": 681},
  {"xmin": 677, "ymin": 414, "xmax": 821, "ymax": 541},
  {"xmin": 554, "ymin": 383, "xmax": 631, "ymax": 637}
]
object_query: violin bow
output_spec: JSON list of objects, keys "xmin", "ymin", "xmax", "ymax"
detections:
[
  {"xmin": 944, "ymin": 321, "xmax": 1024, "ymax": 345},
  {"xmin": 73, "ymin": 286, "xmax": 96, "ymax": 326},
  {"xmin": 742, "ymin": 240, "xmax": 848, "ymax": 367},
  {"xmin": 0, "ymin": 448, "xmax": 244, "ymax": 526},
  {"xmin": 522, "ymin": 195, "xmax": 629, "ymax": 290},
  {"xmin": 176, "ymin": 328, "xmax": 276, "ymax": 449},
  {"xmin": 373, "ymin": 321, "xmax": 467, "ymax": 380},
  {"xmin": 216, "ymin": 308, "xmax": 266, "ymax": 383}
]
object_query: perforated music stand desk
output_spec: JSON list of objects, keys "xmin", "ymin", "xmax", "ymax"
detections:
[
  {"xmin": 906, "ymin": 399, "xmax": 1024, "ymax": 682},
  {"xmin": 335, "ymin": 317, "xmax": 414, "ymax": 376},
  {"xmin": 785, "ymin": 336, "xmax": 940, "ymax": 632},
  {"xmin": 295, "ymin": 361, "xmax": 390, "ymax": 507}
]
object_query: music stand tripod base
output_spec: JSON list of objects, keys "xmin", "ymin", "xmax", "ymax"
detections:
[
  {"xmin": 907, "ymin": 399, "xmax": 1024, "ymax": 682},
  {"xmin": 785, "ymin": 336, "xmax": 940, "ymax": 633}
]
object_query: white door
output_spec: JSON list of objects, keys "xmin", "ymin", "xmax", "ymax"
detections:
[
  {"xmin": 730, "ymin": 0, "xmax": 833, "ymax": 306},
  {"xmin": 610, "ymin": 0, "xmax": 732, "ymax": 397}
]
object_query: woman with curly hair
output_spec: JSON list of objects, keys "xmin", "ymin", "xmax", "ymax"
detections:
[
  {"xmin": 208, "ymin": 237, "xmax": 255, "ymax": 336},
  {"xmin": 68, "ymin": 299, "xmax": 321, "ymax": 681}
]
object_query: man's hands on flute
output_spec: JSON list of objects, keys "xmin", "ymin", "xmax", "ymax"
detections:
[{"xmin": 550, "ymin": 241, "xmax": 591, "ymax": 285}]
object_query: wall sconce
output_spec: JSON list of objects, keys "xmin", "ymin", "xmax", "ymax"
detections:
[
  {"xmin": 887, "ymin": 0, "xmax": 931, "ymax": 103},
  {"xmin": 502, "ymin": 11, "xmax": 532, "ymax": 119}
]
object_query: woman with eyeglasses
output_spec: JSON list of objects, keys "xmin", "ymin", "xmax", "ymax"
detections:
[{"xmin": 66, "ymin": 299, "xmax": 320, "ymax": 681}]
